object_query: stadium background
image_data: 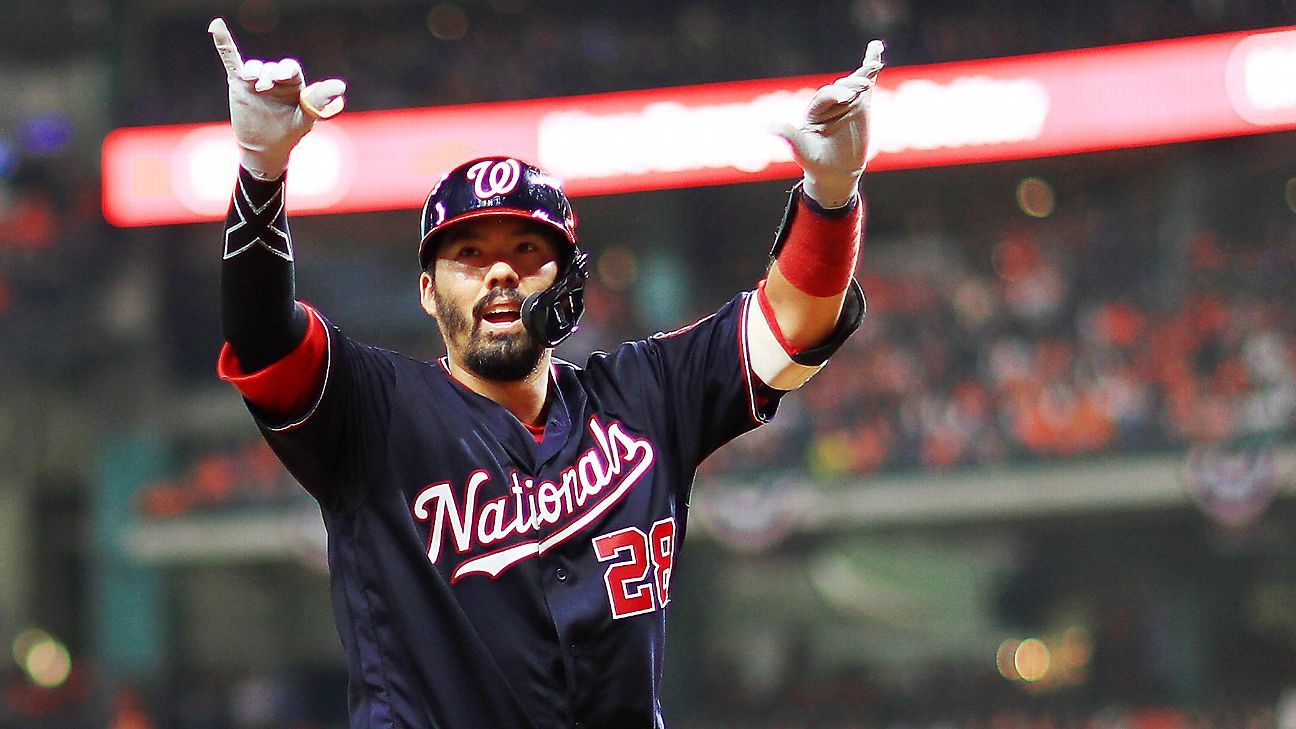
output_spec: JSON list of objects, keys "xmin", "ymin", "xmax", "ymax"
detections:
[{"xmin": 0, "ymin": 0, "xmax": 1294, "ymax": 726}]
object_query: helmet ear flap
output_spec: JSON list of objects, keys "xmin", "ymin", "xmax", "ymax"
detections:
[{"xmin": 521, "ymin": 249, "xmax": 588, "ymax": 347}]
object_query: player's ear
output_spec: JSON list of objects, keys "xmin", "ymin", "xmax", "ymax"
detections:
[{"xmin": 419, "ymin": 270, "xmax": 439, "ymax": 319}]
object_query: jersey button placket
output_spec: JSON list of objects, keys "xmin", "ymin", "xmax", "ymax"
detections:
[{"xmin": 555, "ymin": 567, "xmax": 568, "ymax": 582}]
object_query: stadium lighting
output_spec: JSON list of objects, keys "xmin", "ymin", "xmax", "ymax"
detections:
[{"xmin": 103, "ymin": 25, "xmax": 1296, "ymax": 227}]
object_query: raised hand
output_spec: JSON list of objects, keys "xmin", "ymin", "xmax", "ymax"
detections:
[
  {"xmin": 775, "ymin": 40, "xmax": 884, "ymax": 208},
  {"xmin": 209, "ymin": 17, "xmax": 346, "ymax": 180}
]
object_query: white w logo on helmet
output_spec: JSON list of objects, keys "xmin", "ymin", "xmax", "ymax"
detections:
[{"xmin": 467, "ymin": 158, "xmax": 522, "ymax": 200}]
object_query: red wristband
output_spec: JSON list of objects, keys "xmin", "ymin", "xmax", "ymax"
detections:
[{"xmin": 774, "ymin": 195, "xmax": 862, "ymax": 297}]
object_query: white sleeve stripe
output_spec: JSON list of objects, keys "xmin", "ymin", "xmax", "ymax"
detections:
[
  {"xmin": 736, "ymin": 292, "xmax": 766, "ymax": 424},
  {"xmin": 744, "ymin": 294, "xmax": 824, "ymax": 392}
]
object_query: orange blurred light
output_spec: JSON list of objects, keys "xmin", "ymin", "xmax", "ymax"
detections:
[
  {"xmin": 996, "ymin": 639, "xmax": 1021, "ymax": 680},
  {"xmin": 25, "ymin": 640, "xmax": 70, "ymax": 689},
  {"xmin": 1016, "ymin": 177, "xmax": 1055, "ymax": 218},
  {"xmin": 598, "ymin": 247, "xmax": 639, "ymax": 291},
  {"xmin": 1015, "ymin": 638, "xmax": 1051, "ymax": 682},
  {"xmin": 12, "ymin": 629, "xmax": 71, "ymax": 689}
]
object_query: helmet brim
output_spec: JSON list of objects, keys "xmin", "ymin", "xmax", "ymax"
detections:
[{"xmin": 417, "ymin": 208, "xmax": 578, "ymax": 271}]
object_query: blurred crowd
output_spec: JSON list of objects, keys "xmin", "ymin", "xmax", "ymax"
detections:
[
  {"xmin": 707, "ymin": 190, "xmax": 1296, "ymax": 479},
  {"xmin": 137, "ymin": 176, "xmax": 1296, "ymax": 517}
]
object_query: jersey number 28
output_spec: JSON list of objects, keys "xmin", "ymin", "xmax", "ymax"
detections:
[{"xmin": 592, "ymin": 517, "xmax": 676, "ymax": 620}]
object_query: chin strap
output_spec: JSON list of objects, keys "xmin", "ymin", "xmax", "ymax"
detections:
[{"xmin": 521, "ymin": 249, "xmax": 589, "ymax": 347}]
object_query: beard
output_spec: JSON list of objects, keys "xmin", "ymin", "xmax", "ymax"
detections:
[{"xmin": 434, "ymin": 286, "xmax": 545, "ymax": 381}]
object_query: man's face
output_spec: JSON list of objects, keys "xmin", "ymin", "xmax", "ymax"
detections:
[{"xmin": 419, "ymin": 217, "xmax": 562, "ymax": 381}]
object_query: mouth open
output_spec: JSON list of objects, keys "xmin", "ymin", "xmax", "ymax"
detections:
[{"xmin": 482, "ymin": 311, "xmax": 521, "ymax": 325}]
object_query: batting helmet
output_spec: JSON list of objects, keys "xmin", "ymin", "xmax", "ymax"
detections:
[{"xmin": 418, "ymin": 156, "xmax": 587, "ymax": 347}]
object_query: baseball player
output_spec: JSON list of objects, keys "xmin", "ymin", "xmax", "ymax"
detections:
[{"xmin": 210, "ymin": 16, "xmax": 883, "ymax": 729}]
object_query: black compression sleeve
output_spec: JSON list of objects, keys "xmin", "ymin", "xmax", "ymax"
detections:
[{"xmin": 220, "ymin": 167, "xmax": 309, "ymax": 373}]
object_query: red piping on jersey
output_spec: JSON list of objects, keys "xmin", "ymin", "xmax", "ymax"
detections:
[
  {"xmin": 755, "ymin": 280, "xmax": 800, "ymax": 358},
  {"xmin": 775, "ymin": 196, "xmax": 862, "ymax": 297},
  {"xmin": 218, "ymin": 301, "xmax": 328, "ymax": 419}
]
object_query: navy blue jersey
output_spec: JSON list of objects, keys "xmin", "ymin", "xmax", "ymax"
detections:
[{"xmin": 244, "ymin": 286, "xmax": 863, "ymax": 729}]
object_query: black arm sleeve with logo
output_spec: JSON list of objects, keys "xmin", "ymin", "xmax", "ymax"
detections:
[{"xmin": 220, "ymin": 167, "xmax": 309, "ymax": 372}]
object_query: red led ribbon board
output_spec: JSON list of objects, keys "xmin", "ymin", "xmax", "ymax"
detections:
[{"xmin": 102, "ymin": 26, "xmax": 1296, "ymax": 227}]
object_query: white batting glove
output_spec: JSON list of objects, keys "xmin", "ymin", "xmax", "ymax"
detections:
[
  {"xmin": 775, "ymin": 40, "xmax": 885, "ymax": 209},
  {"xmin": 209, "ymin": 17, "xmax": 347, "ymax": 180}
]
